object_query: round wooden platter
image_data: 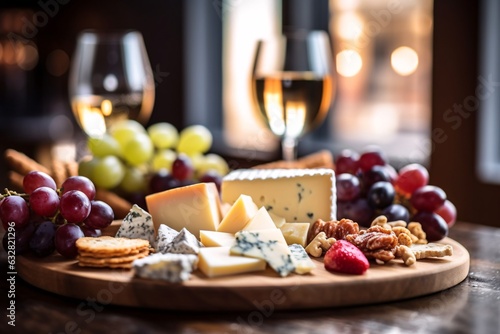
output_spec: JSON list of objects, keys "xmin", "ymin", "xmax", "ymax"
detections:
[{"xmin": 16, "ymin": 224, "xmax": 470, "ymax": 311}]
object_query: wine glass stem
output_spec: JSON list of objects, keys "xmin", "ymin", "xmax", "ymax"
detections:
[{"xmin": 282, "ymin": 136, "xmax": 298, "ymax": 161}]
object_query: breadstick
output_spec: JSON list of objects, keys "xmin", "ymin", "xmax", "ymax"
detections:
[
  {"xmin": 4, "ymin": 149, "xmax": 51, "ymax": 175},
  {"xmin": 64, "ymin": 160, "xmax": 79, "ymax": 177},
  {"xmin": 95, "ymin": 189, "xmax": 132, "ymax": 219},
  {"xmin": 51, "ymin": 159, "xmax": 67, "ymax": 188},
  {"xmin": 8, "ymin": 171, "xmax": 24, "ymax": 191}
]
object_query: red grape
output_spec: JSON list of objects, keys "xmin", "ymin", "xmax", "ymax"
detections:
[
  {"xmin": 335, "ymin": 149, "xmax": 360, "ymax": 174},
  {"xmin": 395, "ymin": 163, "xmax": 429, "ymax": 196},
  {"xmin": 413, "ymin": 211, "xmax": 448, "ymax": 241},
  {"xmin": 81, "ymin": 225, "xmax": 102, "ymax": 237},
  {"xmin": 23, "ymin": 170, "xmax": 57, "ymax": 194},
  {"xmin": 358, "ymin": 147, "xmax": 386, "ymax": 172},
  {"xmin": 55, "ymin": 223, "xmax": 84, "ymax": 258},
  {"xmin": 337, "ymin": 198, "xmax": 374, "ymax": 227},
  {"xmin": 83, "ymin": 200, "xmax": 114, "ymax": 229},
  {"xmin": 61, "ymin": 176, "xmax": 96, "ymax": 201},
  {"xmin": 29, "ymin": 220, "xmax": 56, "ymax": 256},
  {"xmin": 336, "ymin": 173, "xmax": 361, "ymax": 201},
  {"xmin": 384, "ymin": 164, "xmax": 398, "ymax": 184},
  {"xmin": 59, "ymin": 190, "xmax": 91, "ymax": 223},
  {"xmin": 382, "ymin": 204, "xmax": 410, "ymax": 223},
  {"xmin": 0, "ymin": 195, "xmax": 30, "ymax": 230},
  {"xmin": 199, "ymin": 171, "xmax": 223, "ymax": 192},
  {"xmin": 149, "ymin": 170, "xmax": 180, "ymax": 193},
  {"xmin": 410, "ymin": 185, "xmax": 446, "ymax": 212},
  {"xmin": 366, "ymin": 181, "xmax": 395, "ymax": 209},
  {"xmin": 435, "ymin": 200, "xmax": 457, "ymax": 228},
  {"xmin": 171, "ymin": 154, "xmax": 194, "ymax": 181},
  {"xmin": 29, "ymin": 187, "xmax": 60, "ymax": 217}
]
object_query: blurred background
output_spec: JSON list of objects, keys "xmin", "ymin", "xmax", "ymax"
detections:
[{"xmin": 0, "ymin": 0, "xmax": 498, "ymax": 227}]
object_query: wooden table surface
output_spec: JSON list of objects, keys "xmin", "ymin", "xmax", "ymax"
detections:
[{"xmin": 1, "ymin": 221, "xmax": 499, "ymax": 334}]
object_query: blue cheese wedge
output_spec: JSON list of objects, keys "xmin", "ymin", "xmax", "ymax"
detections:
[
  {"xmin": 289, "ymin": 244, "xmax": 316, "ymax": 274},
  {"xmin": 221, "ymin": 168, "xmax": 336, "ymax": 223},
  {"xmin": 230, "ymin": 229, "xmax": 295, "ymax": 277},
  {"xmin": 165, "ymin": 228, "xmax": 201, "ymax": 255},
  {"xmin": 132, "ymin": 253, "xmax": 198, "ymax": 283},
  {"xmin": 116, "ymin": 204, "xmax": 155, "ymax": 245},
  {"xmin": 155, "ymin": 224, "xmax": 180, "ymax": 253}
]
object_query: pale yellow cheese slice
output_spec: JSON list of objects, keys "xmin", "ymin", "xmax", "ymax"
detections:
[
  {"xmin": 145, "ymin": 183, "xmax": 221, "ymax": 239},
  {"xmin": 242, "ymin": 207, "xmax": 277, "ymax": 231},
  {"xmin": 198, "ymin": 246, "xmax": 266, "ymax": 278},
  {"xmin": 217, "ymin": 194, "xmax": 258, "ymax": 233},
  {"xmin": 199, "ymin": 230, "xmax": 235, "ymax": 247},
  {"xmin": 269, "ymin": 212, "xmax": 286, "ymax": 228},
  {"xmin": 280, "ymin": 222, "xmax": 310, "ymax": 247}
]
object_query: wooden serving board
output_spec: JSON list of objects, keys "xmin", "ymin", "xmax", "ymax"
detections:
[{"xmin": 16, "ymin": 223, "xmax": 470, "ymax": 311}]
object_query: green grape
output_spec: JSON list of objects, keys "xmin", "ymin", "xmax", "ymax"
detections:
[
  {"xmin": 87, "ymin": 134, "xmax": 121, "ymax": 157},
  {"xmin": 78, "ymin": 156, "xmax": 99, "ymax": 179},
  {"xmin": 152, "ymin": 149, "xmax": 177, "ymax": 172},
  {"xmin": 148, "ymin": 122, "xmax": 179, "ymax": 149},
  {"xmin": 188, "ymin": 153, "xmax": 204, "ymax": 174},
  {"xmin": 122, "ymin": 132, "xmax": 154, "ymax": 166},
  {"xmin": 120, "ymin": 166, "xmax": 147, "ymax": 193},
  {"xmin": 196, "ymin": 153, "xmax": 229, "ymax": 177},
  {"xmin": 109, "ymin": 120, "xmax": 146, "ymax": 149},
  {"xmin": 176, "ymin": 125, "xmax": 212, "ymax": 155},
  {"xmin": 92, "ymin": 156, "xmax": 125, "ymax": 189}
]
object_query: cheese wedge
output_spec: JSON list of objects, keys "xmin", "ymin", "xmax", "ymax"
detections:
[
  {"xmin": 199, "ymin": 230, "xmax": 235, "ymax": 247},
  {"xmin": 217, "ymin": 194, "xmax": 258, "ymax": 233},
  {"xmin": 221, "ymin": 169, "xmax": 336, "ymax": 223},
  {"xmin": 198, "ymin": 247, "xmax": 266, "ymax": 278},
  {"xmin": 242, "ymin": 207, "xmax": 277, "ymax": 231},
  {"xmin": 269, "ymin": 212, "xmax": 286, "ymax": 228},
  {"xmin": 145, "ymin": 183, "xmax": 221, "ymax": 239},
  {"xmin": 280, "ymin": 222, "xmax": 310, "ymax": 247}
]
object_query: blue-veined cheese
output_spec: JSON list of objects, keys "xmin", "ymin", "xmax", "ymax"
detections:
[
  {"xmin": 115, "ymin": 204, "xmax": 155, "ymax": 245},
  {"xmin": 289, "ymin": 244, "xmax": 315, "ymax": 274},
  {"xmin": 165, "ymin": 228, "xmax": 201, "ymax": 255},
  {"xmin": 221, "ymin": 169, "xmax": 336, "ymax": 223},
  {"xmin": 132, "ymin": 253, "xmax": 198, "ymax": 282},
  {"xmin": 155, "ymin": 224, "xmax": 179, "ymax": 253},
  {"xmin": 230, "ymin": 229, "xmax": 295, "ymax": 277}
]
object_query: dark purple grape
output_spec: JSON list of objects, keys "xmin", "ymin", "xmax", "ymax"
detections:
[
  {"xmin": 81, "ymin": 225, "xmax": 102, "ymax": 237},
  {"xmin": 382, "ymin": 204, "xmax": 410, "ymax": 223},
  {"xmin": 23, "ymin": 170, "xmax": 57, "ymax": 194},
  {"xmin": 361, "ymin": 165, "xmax": 391, "ymax": 192},
  {"xmin": 367, "ymin": 181, "xmax": 395, "ymax": 209},
  {"xmin": 126, "ymin": 192, "xmax": 148, "ymax": 209},
  {"xmin": 410, "ymin": 185, "xmax": 446, "ymax": 212},
  {"xmin": 171, "ymin": 154, "xmax": 194, "ymax": 181},
  {"xmin": 335, "ymin": 149, "xmax": 360, "ymax": 174},
  {"xmin": 29, "ymin": 220, "xmax": 56, "ymax": 256},
  {"xmin": 336, "ymin": 173, "xmax": 361, "ymax": 201},
  {"xmin": 0, "ymin": 195, "xmax": 30, "ymax": 230},
  {"xmin": 59, "ymin": 190, "xmax": 91, "ymax": 224},
  {"xmin": 55, "ymin": 223, "xmax": 84, "ymax": 258},
  {"xmin": 149, "ymin": 170, "xmax": 180, "ymax": 193},
  {"xmin": 337, "ymin": 198, "xmax": 374, "ymax": 227},
  {"xmin": 413, "ymin": 211, "xmax": 449, "ymax": 242},
  {"xmin": 83, "ymin": 200, "xmax": 114, "ymax": 229},
  {"xmin": 358, "ymin": 146, "xmax": 386, "ymax": 172},
  {"xmin": 61, "ymin": 176, "xmax": 96, "ymax": 201},
  {"xmin": 199, "ymin": 171, "xmax": 223, "ymax": 192},
  {"xmin": 29, "ymin": 186, "xmax": 60, "ymax": 217},
  {"xmin": 2, "ymin": 220, "xmax": 36, "ymax": 255}
]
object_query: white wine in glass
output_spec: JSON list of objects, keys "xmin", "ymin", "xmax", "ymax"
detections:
[
  {"xmin": 69, "ymin": 30, "xmax": 155, "ymax": 138},
  {"xmin": 252, "ymin": 31, "xmax": 334, "ymax": 161}
]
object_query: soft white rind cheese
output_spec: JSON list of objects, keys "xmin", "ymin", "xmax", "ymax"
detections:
[
  {"xmin": 116, "ymin": 204, "xmax": 155, "ymax": 245},
  {"xmin": 221, "ymin": 169, "xmax": 336, "ymax": 223},
  {"xmin": 133, "ymin": 253, "xmax": 198, "ymax": 282},
  {"xmin": 289, "ymin": 244, "xmax": 316, "ymax": 274}
]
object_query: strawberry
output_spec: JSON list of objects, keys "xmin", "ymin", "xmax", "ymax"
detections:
[{"xmin": 324, "ymin": 240, "xmax": 369, "ymax": 275}]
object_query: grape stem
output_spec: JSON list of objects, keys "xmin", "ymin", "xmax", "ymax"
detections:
[{"xmin": 0, "ymin": 188, "xmax": 29, "ymax": 200}]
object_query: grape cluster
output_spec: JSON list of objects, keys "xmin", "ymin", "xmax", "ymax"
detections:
[
  {"xmin": 335, "ymin": 147, "xmax": 456, "ymax": 241},
  {"xmin": 79, "ymin": 120, "xmax": 229, "ymax": 204},
  {"xmin": 1, "ymin": 171, "xmax": 114, "ymax": 258}
]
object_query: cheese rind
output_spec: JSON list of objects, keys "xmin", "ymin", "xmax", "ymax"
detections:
[
  {"xmin": 242, "ymin": 207, "xmax": 277, "ymax": 231},
  {"xmin": 145, "ymin": 183, "xmax": 221, "ymax": 239},
  {"xmin": 198, "ymin": 247, "xmax": 266, "ymax": 277},
  {"xmin": 230, "ymin": 229, "xmax": 295, "ymax": 277},
  {"xmin": 132, "ymin": 253, "xmax": 198, "ymax": 282},
  {"xmin": 221, "ymin": 169, "xmax": 336, "ymax": 223},
  {"xmin": 289, "ymin": 244, "xmax": 316, "ymax": 274},
  {"xmin": 116, "ymin": 204, "xmax": 155, "ymax": 245},
  {"xmin": 199, "ymin": 230, "xmax": 235, "ymax": 247},
  {"xmin": 280, "ymin": 222, "xmax": 310, "ymax": 247},
  {"xmin": 217, "ymin": 194, "xmax": 258, "ymax": 233}
]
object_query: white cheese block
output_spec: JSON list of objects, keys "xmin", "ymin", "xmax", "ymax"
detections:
[
  {"xmin": 115, "ymin": 204, "xmax": 155, "ymax": 245},
  {"xmin": 165, "ymin": 228, "xmax": 201, "ymax": 255},
  {"xmin": 280, "ymin": 222, "xmax": 310, "ymax": 247},
  {"xmin": 155, "ymin": 224, "xmax": 179, "ymax": 253},
  {"xmin": 289, "ymin": 244, "xmax": 316, "ymax": 274},
  {"xmin": 198, "ymin": 247, "xmax": 266, "ymax": 277},
  {"xmin": 230, "ymin": 229, "xmax": 295, "ymax": 277},
  {"xmin": 199, "ymin": 230, "xmax": 235, "ymax": 247},
  {"xmin": 132, "ymin": 253, "xmax": 198, "ymax": 282},
  {"xmin": 242, "ymin": 207, "xmax": 277, "ymax": 231},
  {"xmin": 221, "ymin": 169, "xmax": 336, "ymax": 223}
]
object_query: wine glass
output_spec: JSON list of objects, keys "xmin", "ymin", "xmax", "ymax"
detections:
[
  {"xmin": 252, "ymin": 30, "xmax": 335, "ymax": 161},
  {"xmin": 68, "ymin": 30, "xmax": 155, "ymax": 138}
]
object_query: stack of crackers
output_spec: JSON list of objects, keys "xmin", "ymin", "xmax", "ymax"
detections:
[{"xmin": 75, "ymin": 236, "xmax": 151, "ymax": 269}]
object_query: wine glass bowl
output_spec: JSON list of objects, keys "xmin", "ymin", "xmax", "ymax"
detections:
[
  {"xmin": 69, "ymin": 30, "xmax": 155, "ymax": 138},
  {"xmin": 252, "ymin": 30, "xmax": 335, "ymax": 161}
]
